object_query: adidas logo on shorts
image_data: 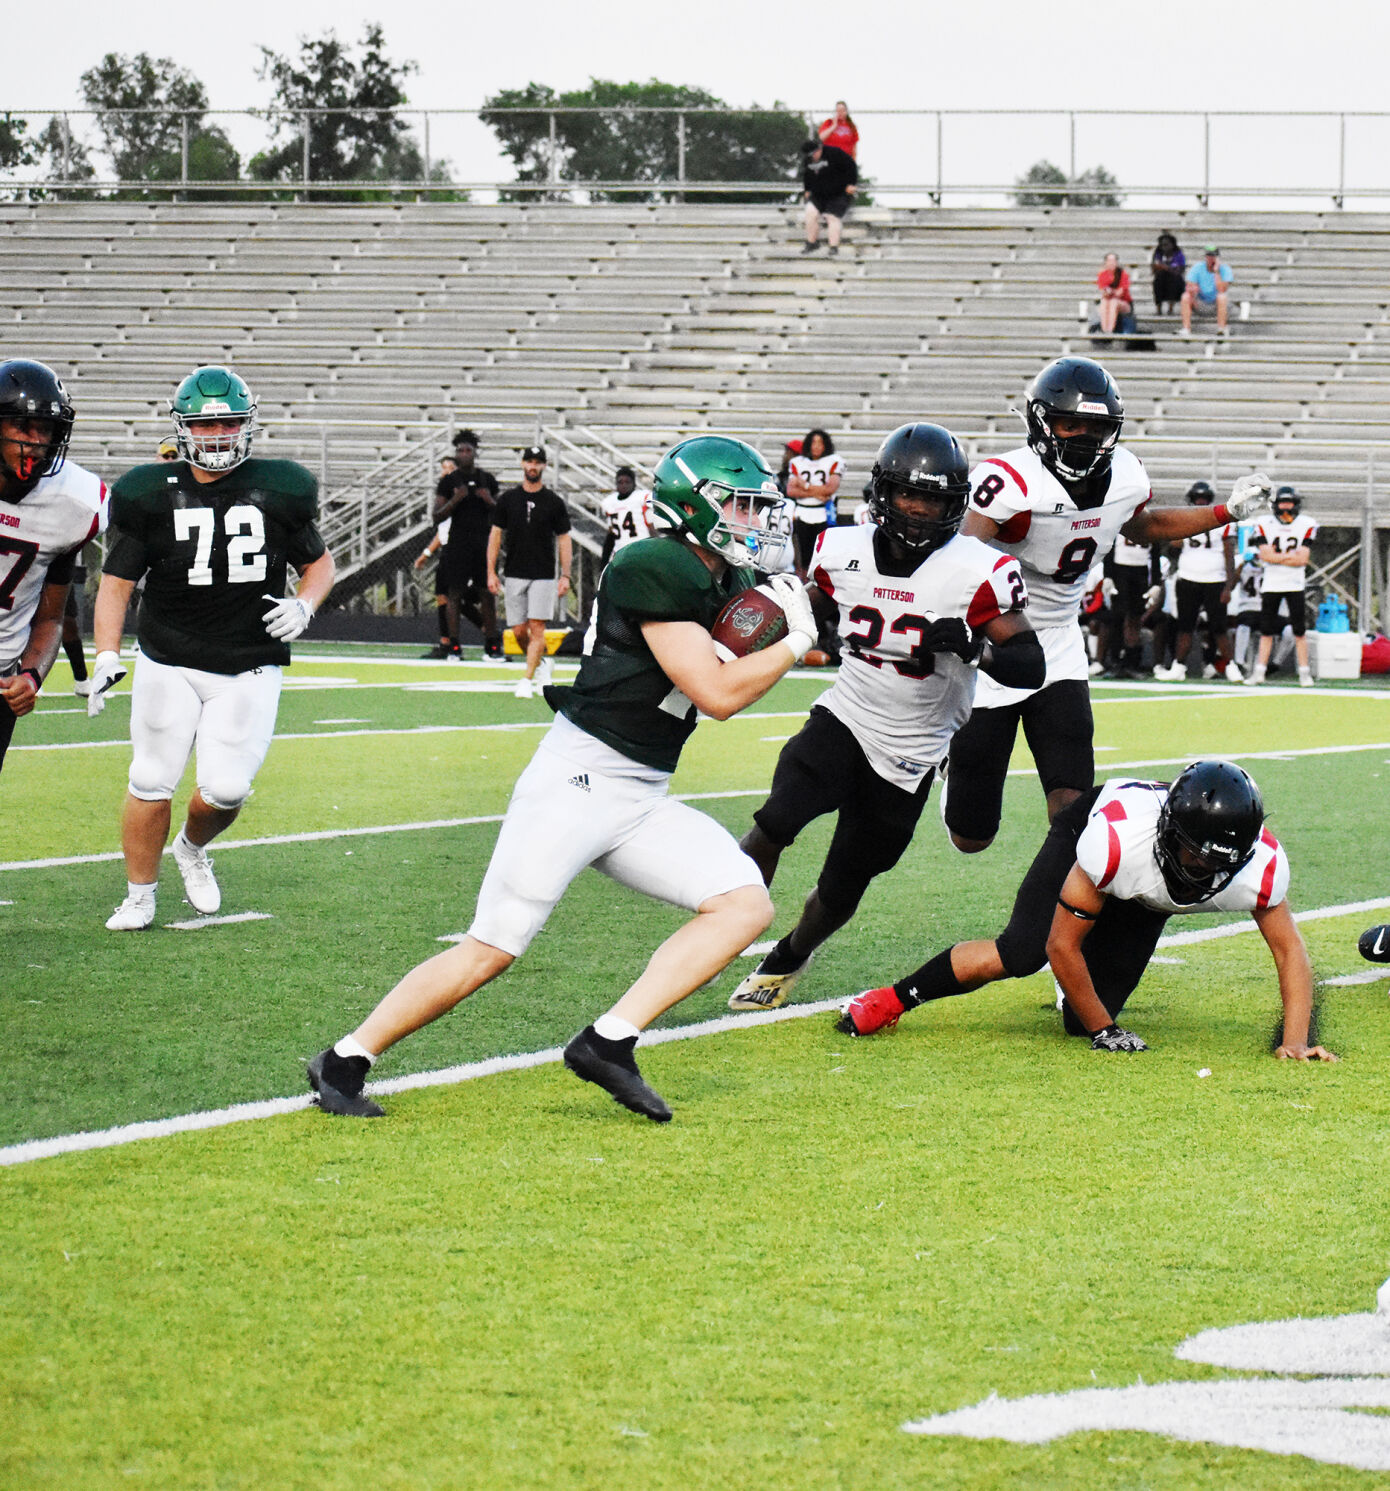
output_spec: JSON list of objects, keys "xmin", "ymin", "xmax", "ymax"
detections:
[{"xmin": 567, "ymin": 773, "xmax": 591, "ymax": 792}]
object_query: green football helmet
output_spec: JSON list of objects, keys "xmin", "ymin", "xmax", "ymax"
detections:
[
  {"xmin": 171, "ymin": 365, "xmax": 259, "ymax": 472},
  {"xmin": 649, "ymin": 436, "xmax": 787, "ymax": 569}
]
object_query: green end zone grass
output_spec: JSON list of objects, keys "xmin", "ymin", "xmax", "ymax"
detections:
[{"xmin": 5, "ymin": 661, "xmax": 1390, "ymax": 1486}]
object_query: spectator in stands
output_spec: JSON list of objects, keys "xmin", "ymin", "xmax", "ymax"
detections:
[
  {"xmin": 776, "ymin": 437, "xmax": 803, "ymax": 498},
  {"xmin": 787, "ymin": 428, "xmax": 843, "ymax": 577},
  {"xmin": 1096, "ymin": 252, "xmax": 1134, "ymax": 336},
  {"xmin": 1150, "ymin": 231, "xmax": 1186, "ymax": 315},
  {"xmin": 801, "ymin": 139, "xmax": 858, "ymax": 257},
  {"xmin": 434, "ymin": 430, "xmax": 501, "ymax": 658},
  {"xmin": 157, "ymin": 436, "xmax": 179, "ymax": 462},
  {"xmin": 1181, "ymin": 244, "xmax": 1233, "ymax": 337},
  {"xmin": 417, "ymin": 455, "xmax": 458, "ymax": 658},
  {"xmin": 817, "ymin": 101, "xmax": 859, "ymax": 158},
  {"xmin": 599, "ymin": 466, "xmax": 653, "ymax": 567},
  {"xmin": 487, "ymin": 445, "xmax": 572, "ymax": 700}
]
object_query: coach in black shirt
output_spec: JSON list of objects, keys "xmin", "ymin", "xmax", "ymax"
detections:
[
  {"xmin": 801, "ymin": 139, "xmax": 858, "ymax": 256},
  {"xmin": 433, "ymin": 429, "xmax": 501, "ymax": 656},
  {"xmin": 487, "ymin": 445, "xmax": 572, "ymax": 700}
]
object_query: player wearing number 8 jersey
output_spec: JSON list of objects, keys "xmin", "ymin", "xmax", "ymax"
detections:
[
  {"xmin": 944, "ymin": 356, "xmax": 1275, "ymax": 853},
  {"xmin": 91, "ymin": 366, "xmax": 336, "ymax": 930}
]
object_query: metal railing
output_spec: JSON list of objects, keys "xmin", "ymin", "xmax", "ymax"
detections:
[{"xmin": 5, "ymin": 107, "xmax": 1390, "ymax": 207}]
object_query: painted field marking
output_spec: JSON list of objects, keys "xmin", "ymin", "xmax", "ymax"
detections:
[
  {"xmin": 166, "ymin": 911, "xmax": 274, "ymax": 931},
  {"xmin": 1324, "ymin": 969, "xmax": 1390, "ymax": 987},
  {"xmin": 5, "ymin": 895, "xmax": 1388, "ymax": 1170}
]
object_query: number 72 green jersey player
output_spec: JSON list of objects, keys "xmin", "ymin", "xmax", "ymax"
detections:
[
  {"xmin": 91, "ymin": 365, "xmax": 337, "ymax": 930},
  {"xmin": 308, "ymin": 435, "xmax": 818, "ymax": 1126}
]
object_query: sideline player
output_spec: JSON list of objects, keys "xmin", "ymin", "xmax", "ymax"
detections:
[
  {"xmin": 90, "ymin": 365, "xmax": 336, "ymax": 929},
  {"xmin": 1155, "ymin": 480, "xmax": 1242, "ymax": 681},
  {"xmin": 727, "ymin": 423, "xmax": 1042, "ymax": 1011},
  {"xmin": 943, "ymin": 357, "xmax": 1273, "ymax": 854},
  {"xmin": 840, "ymin": 760, "xmax": 1336, "ymax": 1061},
  {"xmin": 786, "ymin": 429, "xmax": 844, "ymax": 578},
  {"xmin": 307, "ymin": 436, "xmax": 817, "ymax": 1124},
  {"xmin": 1247, "ymin": 485, "xmax": 1317, "ymax": 688},
  {"xmin": 0, "ymin": 359, "xmax": 106, "ymax": 772},
  {"xmin": 598, "ymin": 466, "xmax": 653, "ymax": 567}
]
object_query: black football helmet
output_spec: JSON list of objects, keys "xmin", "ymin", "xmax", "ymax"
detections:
[
  {"xmin": 1273, "ymin": 485, "xmax": 1301, "ymax": 520},
  {"xmin": 1155, "ymin": 760, "xmax": 1265, "ymax": 905},
  {"xmin": 868, "ymin": 422, "xmax": 970, "ymax": 555},
  {"xmin": 1186, "ymin": 480, "xmax": 1215, "ymax": 505},
  {"xmin": 0, "ymin": 359, "xmax": 75, "ymax": 489},
  {"xmin": 1025, "ymin": 357, "xmax": 1124, "ymax": 484}
]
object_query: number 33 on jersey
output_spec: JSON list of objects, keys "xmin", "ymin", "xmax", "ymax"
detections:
[{"xmin": 103, "ymin": 456, "xmax": 327, "ymax": 674}]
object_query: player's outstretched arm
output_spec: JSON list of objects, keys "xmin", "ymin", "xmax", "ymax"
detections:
[
  {"xmin": 1257, "ymin": 899, "xmax": 1339, "ymax": 1061},
  {"xmin": 1045, "ymin": 866, "xmax": 1147, "ymax": 1051}
]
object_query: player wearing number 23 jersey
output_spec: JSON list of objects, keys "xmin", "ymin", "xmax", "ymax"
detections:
[
  {"xmin": 92, "ymin": 366, "xmax": 336, "ymax": 931},
  {"xmin": 943, "ymin": 357, "xmax": 1275, "ymax": 854}
]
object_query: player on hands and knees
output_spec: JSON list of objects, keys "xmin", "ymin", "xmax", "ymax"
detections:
[
  {"xmin": 309, "ymin": 436, "xmax": 818, "ymax": 1122},
  {"xmin": 727, "ymin": 423, "xmax": 1042, "ymax": 1012},
  {"xmin": 943, "ymin": 357, "xmax": 1274, "ymax": 855},
  {"xmin": 0, "ymin": 360, "xmax": 106, "ymax": 774},
  {"xmin": 840, "ymin": 760, "xmax": 1337, "ymax": 1062},
  {"xmin": 91, "ymin": 366, "xmax": 336, "ymax": 929}
]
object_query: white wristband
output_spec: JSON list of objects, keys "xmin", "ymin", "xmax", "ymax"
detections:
[{"xmin": 782, "ymin": 630, "xmax": 815, "ymax": 665}]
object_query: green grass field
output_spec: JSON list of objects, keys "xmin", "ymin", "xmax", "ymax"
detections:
[{"xmin": 5, "ymin": 651, "xmax": 1390, "ymax": 1488}]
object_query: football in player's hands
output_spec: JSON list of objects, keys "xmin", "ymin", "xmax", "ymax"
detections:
[
  {"xmin": 711, "ymin": 584, "xmax": 791, "ymax": 661},
  {"xmin": 920, "ymin": 616, "xmax": 980, "ymax": 662}
]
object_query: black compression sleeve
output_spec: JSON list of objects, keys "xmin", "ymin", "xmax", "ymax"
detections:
[{"xmin": 979, "ymin": 630, "xmax": 1045, "ymax": 690}]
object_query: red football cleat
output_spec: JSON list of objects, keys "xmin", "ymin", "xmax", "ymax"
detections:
[{"xmin": 836, "ymin": 985, "xmax": 908, "ymax": 1037}]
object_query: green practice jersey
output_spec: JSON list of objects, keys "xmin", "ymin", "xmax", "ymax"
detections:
[
  {"xmin": 548, "ymin": 536, "xmax": 754, "ymax": 773},
  {"xmin": 104, "ymin": 458, "xmax": 327, "ymax": 674}
]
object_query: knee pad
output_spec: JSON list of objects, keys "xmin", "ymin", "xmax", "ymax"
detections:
[
  {"xmin": 199, "ymin": 778, "xmax": 253, "ymax": 812},
  {"xmin": 996, "ymin": 920, "xmax": 1049, "ymax": 981}
]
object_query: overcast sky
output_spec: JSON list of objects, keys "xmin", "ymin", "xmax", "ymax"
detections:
[{"xmin": 10, "ymin": 0, "xmax": 1390, "ymax": 205}]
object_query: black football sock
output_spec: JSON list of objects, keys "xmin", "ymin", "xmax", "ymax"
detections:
[
  {"xmin": 893, "ymin": 948, "xmax": 966, "ymax": 1009},
  {"xmin": 759, "ymin": 934, "xmax": 809, "ymax": 976},
  {"xmin": 64, "ymin": 636, "xmax": 88, "ymax": 681},
  {"xmin": 435, "ymin": 601, "xmax": 449, "ymax": 642}
]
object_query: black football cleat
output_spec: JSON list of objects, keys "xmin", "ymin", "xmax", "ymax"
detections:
[
  {"xmin": 563, "ymin": 1026, "xmax": 672, "ymax": 1122},
  {"xmin": 307, "ymin": 1048, "xmax": 385, "ymax": 1118},
  {"xmin": 1359, "ymin": 925, "xmax": 1390, "ymax": 963}
]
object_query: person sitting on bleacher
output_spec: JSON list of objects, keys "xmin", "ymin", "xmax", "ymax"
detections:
[
  {"xmin": 800, "ymin": 140, "xmax": 858, "ymax": 258},
  {"xmin": 1150, "ymin": 231, "xmax": 1186, "ymax": 315},
  {"xmin": 1180, "ymin": 244, "xmax": 1233, "ymax": 338},
  {"xmin": 1096, "ymin": 253, "xmax": 1135, "ymax": 336}
]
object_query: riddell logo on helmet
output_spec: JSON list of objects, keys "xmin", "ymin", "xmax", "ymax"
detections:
[
  {"xmin": 1075, "ymin": 401, "xmax": 1111, "ymax": 415},
  {"xmin": 197, "ymin": 401, "xmax": 233, "ymax": 415}
]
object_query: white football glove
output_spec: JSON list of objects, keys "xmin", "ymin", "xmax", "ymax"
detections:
[
  {"xmin": 1226, "ymin": 471, "xmax": 1273, "ymax": 521},
  {"xmin": 1143, "ymin": 584, "xmax": 1163, "ymax": 610},
  {"xmin": 765, "ymin": 575, "xmax": 817, "ymax": 663},
  {"xmin": 87, "ymin": 650, "xmax": 128, "ymax": 718},
  {"xmin": 262, "ymin": 595, "xmax": 314, "ymax": 642}
]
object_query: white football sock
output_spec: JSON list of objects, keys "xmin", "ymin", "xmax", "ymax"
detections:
[
  {"xmin": 127, "ymin": 881, "xmax": 156, "ymax": 899},
  {"xmin": 334, "ymin": 1034, "xmax": 377, "ymax": 1065},
  {"xmin": 594, "ymin": 1014, "xmax": 641, "ymax": 1043}
]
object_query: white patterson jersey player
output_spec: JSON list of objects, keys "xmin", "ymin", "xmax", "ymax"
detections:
[
  {"xmin": 1112, "ymin": 531, "xmax": 1152, "ymax": 570},
  {"xmin": 1252, "ymin": 513, "xmax": 1318, "ymax": 594},
  {"xmin": 967, "ymin": 444, "xmax": 1151, "ymax": 706},
  {"xmin": 1174, "ymin": 522, "xmax": 1234, "ymax": 584},
  {"xmin": 809, "ymin": 523, "xmax": 1027, "ymax": 789},
  {"xmin": 1076, "ymin": 778, "xmax": 1290, "ymax": 918},
  {"xmin": 789, "ymin": 452, "xmax": 844, "ymax": 522},
  {"xmin": 0, "ymin": 460, "xmax": 106, "ymax": 665},
  {"xmin": 599, "ymin": 489, "xmax": 653, "ymax": 555}
]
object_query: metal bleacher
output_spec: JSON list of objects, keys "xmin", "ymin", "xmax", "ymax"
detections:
[{"xmin": 4, "ymin": 200, "xmax": 1388, "ymax": 600}]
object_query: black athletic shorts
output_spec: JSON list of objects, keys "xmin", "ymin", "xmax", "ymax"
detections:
[
  {"xmin": 945, "ymin": 677, "xmax": 1095, "ymax": 844},
  {"xmin": 1175, "ymin": 578, "xmax": 1228, "ymax": 634},
  {"xmin": 441, "ymin": 541, "xmax": 487, "ymax": 597},
  {"xmin": 991, "ymin": 786, "xmax": 1171, "ymax": 1034},
  {"xmin": 1111, "ymin": 564, "xmax": 1149, "ymax": 621},
  {"xmin": 753, "ymin": 705, "xmax": 933, "ymax": 915},
  {"xmin": 1260, "ymin": 591, "xmax": 1307, "ymax": 637},
  {"xmin": 810, "ymin": 192, "xmax": 853, "ymax": 220}
]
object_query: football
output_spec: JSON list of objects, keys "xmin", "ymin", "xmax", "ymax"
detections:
[
  {"xmin": 711, "ymin": 584, "xmax": 790, "ymax": 661},
  {"xmin": 1359, "ymin": 924, "xmax": 1390, "ymax": 963}
]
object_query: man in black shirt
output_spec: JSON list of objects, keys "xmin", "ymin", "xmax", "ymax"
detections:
[
  {"xmin": 486, "ymin": 445, "xmax": 572, "ymax": 699},
  {"xmin": 433, "ymin": 429, "xmax": 501, "ymax": 657},
  {"xmin": 801, "ymin": 139, "xmax": 858, "ymax": 257}
]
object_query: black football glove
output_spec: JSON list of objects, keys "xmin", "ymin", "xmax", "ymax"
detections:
[
  {"xmin": 921, "ymin": 616, "xmax": 980, "ymax": 663},
  {"xmin": 1090, "ymin": 1023, "xmax": 1148, "ymax": 1052}
]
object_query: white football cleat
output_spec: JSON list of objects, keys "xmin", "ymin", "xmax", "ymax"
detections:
[
  {"xmin": 1202, "ymin": 662, "xmax": 1219, "ymax": 679},
  {"xmin": 1225, "ymin": 659, "xmax": 1244, "ymax": 683},
  {"xmin": 1299, "ymin": 668, "xmax": 1315, "ymax": 688},
  {"xmin": 536, "ymin": 656, "xmax": 555, "ymax": 687},
  {"xmin": 106, "ymin": 892, "xmax": 155, "ymax": 931},
  {"xmin": 73, "ymin": 679, "xmax": 92, "ymax": 697},
  {"xmin": 727, "ymin": 954, "xmax": 813, "ymax": 1011},
  {"xmin": 172, "ymin": 833, "xmax": 221, "ymax": 914},
  {"xmin": 514, "ymin": 677, "xmax": 534, "ymax": 700}
]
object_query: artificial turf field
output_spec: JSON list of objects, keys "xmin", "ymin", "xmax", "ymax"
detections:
[{"xmin": 5, "ymin": 648, "xmax": 1390, "ymax": 1488}]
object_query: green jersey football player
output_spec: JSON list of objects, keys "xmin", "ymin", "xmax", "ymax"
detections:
[
  {"xmin": 90, "ymin": 366, "xmax": 336, "ymax": 930},
  {"xmin": 310, "ymin": 436, "xmax": 817, "ymax": 1124}
]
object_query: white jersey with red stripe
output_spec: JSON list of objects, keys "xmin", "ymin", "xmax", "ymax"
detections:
[
  {"xmin": 600, "ymin": 489, "xmax": 654, "ymax": 555},
  {"xmin": 968, "ymin": 445, "xmax": 1153, "ymax": 629},
  {"xmin": 810, "ymin": 523, "xmax": 1028, "ymax": 788},
  {"xmin": 1251, "ymin": 513, "xmax": 1318, "ymax": 594},
  {"xmin": 1076, "ymin": 778, "xmax": 1290, "ymax": 917},
  {"xmin": 789, "ymin": 453, "xmax": 844, "ymax": 523},
  {"xmin": 1174, "ymin": 522, "xmax": 1234, "ymax": 584},
  {"xmin": 0, "ymin": 460, "xmax": 106, "ymax": 664}
]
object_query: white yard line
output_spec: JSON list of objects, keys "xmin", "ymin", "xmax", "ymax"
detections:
[{"xmin": 4, "ymin": 895, "xmax": 1388, "ymax": 1170}]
